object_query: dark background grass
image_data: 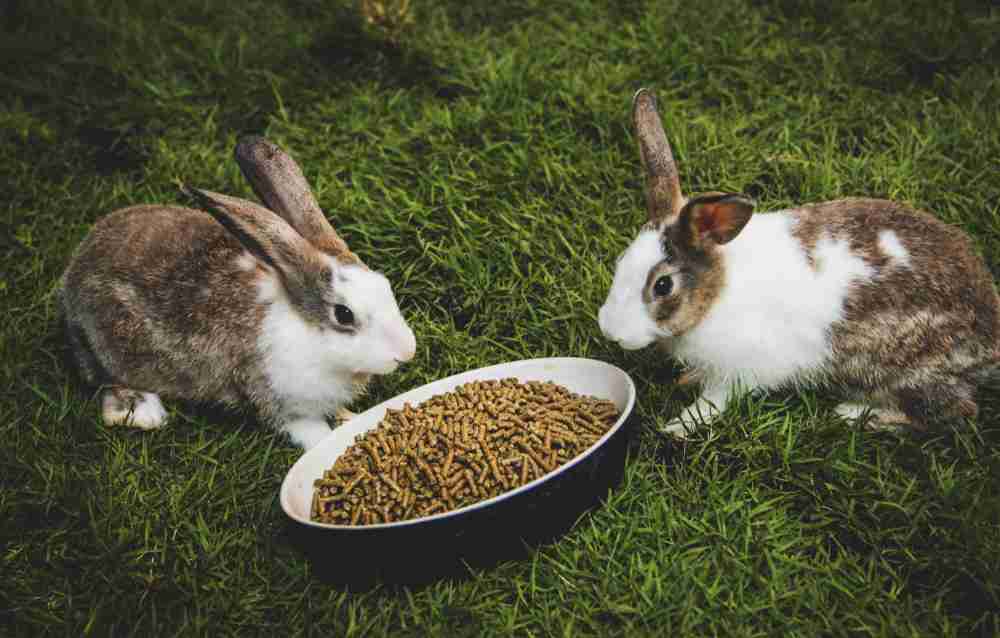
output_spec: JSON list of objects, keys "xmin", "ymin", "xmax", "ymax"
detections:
[{"xmin": 3, "ymin": 0, "xmax": 1000, "ymax": 635}]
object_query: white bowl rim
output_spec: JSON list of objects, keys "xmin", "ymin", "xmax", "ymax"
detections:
[{"xmin": 279, "ymin": 356, "xmax": 636, "ymax": 531}]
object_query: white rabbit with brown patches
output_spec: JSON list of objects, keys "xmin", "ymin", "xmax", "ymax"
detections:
[
  {"xmin": 59, "ymin": 137, "xmax": 416, "ymax": 449},
  {"xmin": 599, "ymin": 89, "xmax": 1000, "ymax": 436}
]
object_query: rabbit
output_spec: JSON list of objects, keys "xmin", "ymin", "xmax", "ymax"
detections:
[
  {"xmin": 58, "ymin": 137, "xmax": 417, "ymax": 449},
  {"xmin": 598, "ymin": 88, "xmax": 1000, "ymax": 436}
]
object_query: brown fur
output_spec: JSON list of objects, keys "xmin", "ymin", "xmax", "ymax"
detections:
[
  {"xmin": 684, "ymin": 194, "xmax": 754, "ymax": 246},
  {"xmin": 675, "ymin": 367, "xmax": 706, "ymax": 387},
  {"xmin": 628, "ymin": 89, "xmax": 1000, "ymax": 431},
  {"xmin": 186, "ymin": 188, "xmax": 335, "ymax": 327},
  {"xmin": 631, "ymin": 88, "xmax": 747, "ymax": 341},
  {"xmin": 789, "ymin": 198, "xmax": 1000, "ymax": 428},
  {"xmin": 235, "ymin": 136, "xmax": 362, "ymax": 265},
  {"xmin": 59, "ymin": 204, "xmax": 287, "ymax": 422},
  {"xmin": 632, "ymin": 89, "xmax": 685, "ymax": 225},
  {"xmin": 650, "ymin": 198, "xmax": 731, "ymax": 338}
]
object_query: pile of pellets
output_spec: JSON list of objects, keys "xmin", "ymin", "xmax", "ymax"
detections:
[{"xmin": 311, "ymin": 378, "xmax": 620, "ymax": 525}]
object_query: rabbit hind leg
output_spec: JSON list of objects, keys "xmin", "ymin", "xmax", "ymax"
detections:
[
  {"xmin": 834, "ymin": 401, "xmax": 911, "ymax": 431},
  {"xmin": 893, "ymin": 378, "xmax": 978, "ymax": 432},
  {"xmin": 101, "ymin": 387, "xmax": 168, "ymax": 430}
]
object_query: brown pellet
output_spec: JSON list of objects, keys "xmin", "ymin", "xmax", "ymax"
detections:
[
  {"xmin": 442, "ymin": 447, "xmax": 455, "ymax": 475},
  {"xmin": 446, "ymin": 470, "xmax": 466, "ymax": 488},
  {"xmin": 343, "ymin": 469, "xmax": 367, "ymax": 495},
  {"xmin": 465, "ymin": 469, "xmax": 479, "ymax": 498},
  {"xmin": 488, "ymin": 455, "xmax": 506, "ymax": 489},
  {"xmin": 382, "ymin": 475, "xmax": 401, "ymax": 494},
  {"xmin": 311, "ymin": 379, "xmax": 620, "ymax": 525}
]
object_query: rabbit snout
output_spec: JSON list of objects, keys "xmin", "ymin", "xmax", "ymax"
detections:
[{"xmin": 388, "ymin": 321, "xmax": 417, "ymax": 363}]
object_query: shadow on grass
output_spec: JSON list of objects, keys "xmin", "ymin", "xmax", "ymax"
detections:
[
  {"xmin": 425, "ymin": 0, "xmax": 547, "ymax": 35},
  {"xmin": 799, "ymin": 418, "xmax": 1000, "ymax": 629},
  {"xmin": 306, "ymin": 10, "xmax": 474, "ymax": 102},
  {"xmin": 76, "ymin": 124, "xmax": 151, "ymax": 176},
  {"xmin": 855, "ymin": 427, "xmax": 1000, "ymax": 630},
  {"xmin": 754, "ymin": 0, "xmax": 1000, "ymax": 93},
  {"xmin": 1, "ymin": 2, "xmax": 157, "ymax": 176},
  {"xmin": 633, "ymin": 373, "xmax": 1000, "ymax": 630},
  {"xmin": 1, "ymin": 0, "xmax": 471, "ymax": 183}
]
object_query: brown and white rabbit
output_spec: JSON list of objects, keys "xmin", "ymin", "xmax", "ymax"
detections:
[
  {"xmin": 599, "ymin": 89, "xmax": 1000, "ymax": 435},
  {"xmin": 58, "ymin": 137, "xmax": 416, "ymax": 449}
]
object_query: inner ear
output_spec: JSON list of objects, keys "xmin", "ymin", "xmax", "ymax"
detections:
[{"xmin": 684, "ymin": 193, "xmax": 755, "ymax": 245}]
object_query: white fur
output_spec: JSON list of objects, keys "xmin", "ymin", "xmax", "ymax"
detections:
[
  {"xmin": 329, "ymin": 260, "xmax": 417, "ymax": 370},
  {"xmin": 102, "ymin": 390, "xmax": 167, "ymax": 430},
  {"xmin": 834, "ymin": 402, "xmax": 908, "ymax": 432},
  {"xmin": 257, "ymin": 260, "xmax": 416, "ymax": 449},
  {"xmin": 877, "ymin": 230, "xmax": 911, "ymax": 267},
  {"xmin": 674, "ymin": 213, "xmax": 874, "ymax": 390},
  {"xmin": 598, "ymin": 229, "xmax": 669, "ymax": 349},
  {"xmin": 281, "ymin": 417, "xmax": 335, "ymax": 449},
  {"xmin": 258, "ymin": 286, "xmax": 361, "ymax": 419},
  {"xmin": 661, "ymin": 382, "xmax": 730, "ymax": 437},
  {"xmin": 603, "ymin": 211, "xmax": 877, "ymax": 432},
  {"xmin": 234, "ymin": 251, "xmax": 257, "ymax": 272}
]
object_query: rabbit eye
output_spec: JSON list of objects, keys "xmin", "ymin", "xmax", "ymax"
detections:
[
  {"xmin": 334, "ymin": 304, "xmax": 355, "ymax": 326},
  {"xmin": 653, "ymin": 275, "xmax": 673, "ymax": 297}
]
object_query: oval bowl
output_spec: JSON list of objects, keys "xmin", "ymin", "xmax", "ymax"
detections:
[{"xmin": 280, "ymin": 357, "xmax": 635, "ymax": 586}]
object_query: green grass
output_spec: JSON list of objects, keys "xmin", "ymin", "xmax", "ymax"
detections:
[{"xmin": 4, "ymin": 0, "xmax": 1000, "ymax": 635}]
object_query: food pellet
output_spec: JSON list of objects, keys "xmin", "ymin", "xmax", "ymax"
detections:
[{"xmin": 311, "ymin": 379, "xmax": 620, "ymax": 525}]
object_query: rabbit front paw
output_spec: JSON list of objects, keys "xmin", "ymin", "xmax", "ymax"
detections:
[
  {"xmin": 335, "ymin": 407, "xmax": 358, "ymax": 424},
  {"xmin": 281, "ymin": 417, "xmax": 333, "ymax": 449},
  {"xmin": 660, "ymin": 391, "xmax": 727, "ymax": 438},
  {"xmin": 661, "ymin": 415, "xmax": 699, "ymax": 438}
]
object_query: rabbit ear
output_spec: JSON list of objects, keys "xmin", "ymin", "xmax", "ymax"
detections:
[
  {"xmin": 632, "ymin": 89, "xmax": 685, "ymax": 225},
  {"xmin": 183, "ymin": 186, "xmax": 327, "ymax": 297},
  {"xmin": 234, "ymin": 136, "xmax": 360, "ymax": 265},
  {"xmin": 679, "ymin": 193, "xmax": 755, "ymax": 247}
]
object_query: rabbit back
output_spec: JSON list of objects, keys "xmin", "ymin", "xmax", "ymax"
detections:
[
  {"xmin": 59, "ymin": 204, "xmax": 272, "ymax": 414},
  {"xmin": 792, "ymin": 198, "xmax": 1000, "ymax": 402}
]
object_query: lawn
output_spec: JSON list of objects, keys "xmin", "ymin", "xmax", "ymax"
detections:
[{"xmin": 3, "ymin": 0, "xmax": 1000, "ymax": 635}]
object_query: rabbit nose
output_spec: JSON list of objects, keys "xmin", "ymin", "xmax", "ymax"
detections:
[
  {"xmin": 598, "ymin": 304, "xmax": 613, "ymax": 339},
  {"xmin": 395, "ymin": 326, "xmax": 417, "ymax": 363}
]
